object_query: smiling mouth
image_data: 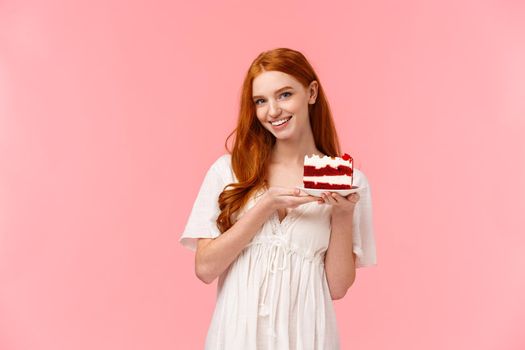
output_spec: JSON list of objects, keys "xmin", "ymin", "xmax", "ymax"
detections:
[{"xmin": 270, "ymin": 116, "xmax": 293, "ymax": 126}]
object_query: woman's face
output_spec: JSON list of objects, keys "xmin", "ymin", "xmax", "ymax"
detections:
[{"xmin": 252, "ymin": 70, "xmax": 317, "ymax": 140}]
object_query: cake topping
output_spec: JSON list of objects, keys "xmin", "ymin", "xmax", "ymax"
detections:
[{"xmin": 342, "ymin": 153, "xmax": 352, "ymax": 161}]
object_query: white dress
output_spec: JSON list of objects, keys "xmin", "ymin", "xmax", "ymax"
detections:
[{"xmin": 180, "ymin": 154, "xmax": 377, "ymax": 350}]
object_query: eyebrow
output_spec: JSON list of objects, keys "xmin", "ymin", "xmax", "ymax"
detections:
[{"xmin": 252, "ymin": 86, "xmax": 294, "ymax": 100}]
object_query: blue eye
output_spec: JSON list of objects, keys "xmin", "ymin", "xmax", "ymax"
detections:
[{"xmin": 254, "ymin": 92, "xmax": 292, "ymax": 106}]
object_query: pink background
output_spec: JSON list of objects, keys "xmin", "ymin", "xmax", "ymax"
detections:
[{"xmin": 1, "ymin": 0, "xmax": 525, "ymax": 349}]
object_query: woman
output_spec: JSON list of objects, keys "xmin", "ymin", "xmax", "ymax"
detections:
[{"xmin": 180, "ymin": 47, "xmax": 377, "ymax": 349}]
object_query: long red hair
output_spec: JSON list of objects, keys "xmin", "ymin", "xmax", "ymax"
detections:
[{"xmin": 217, "ymin": 47, "xmax": 342, "ymax": 233}]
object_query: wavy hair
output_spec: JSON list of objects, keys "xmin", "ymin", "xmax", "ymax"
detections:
[{"xmin": 216, "ymin": 47, "xmax": 342, "ymax": 233}]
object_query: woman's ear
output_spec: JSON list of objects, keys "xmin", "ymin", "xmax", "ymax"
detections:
[{"xmin": 308, "ymin": 80, "xmax": 318, "ymax": 104}]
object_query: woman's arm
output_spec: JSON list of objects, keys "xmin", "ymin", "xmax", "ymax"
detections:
[
  {"xmin": 195, "ymin": 198, "xmax": 275, "ymax": 284},
  {"xmin": 195, "ymin": 188, "xmax": 318, "ymax": 284},
  {"xmin": 324, "ymin": 207, "xmax": 357, "ymax": 300}
]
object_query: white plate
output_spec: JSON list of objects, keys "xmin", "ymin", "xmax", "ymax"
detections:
[{"xmin": 296, "ymin": 185, "xmax": 365, "ymax": 198}]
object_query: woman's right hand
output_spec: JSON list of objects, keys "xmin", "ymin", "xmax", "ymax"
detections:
[{"xmin": 260, "ymin": 186, "xmax": 319, "ymax": 212}]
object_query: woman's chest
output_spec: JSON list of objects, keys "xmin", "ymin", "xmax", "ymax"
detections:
[
  {"xmin": 263, "ymin": 201, "xmax": 333, "ymax": 252},
  {"xmin": 265, "ymin": 163, "xmax": 304, "ymax": 188},
  {"xmin": 266, "ymin": 163, "xmax": 304, "ymax": 221}
]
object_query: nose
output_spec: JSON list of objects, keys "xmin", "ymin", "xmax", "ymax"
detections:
[{"xmin": 267, "ymin": 100, "xmax": 282, "ymax": 118}]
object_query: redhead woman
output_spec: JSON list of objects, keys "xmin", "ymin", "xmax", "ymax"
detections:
[{"xmin": 180, "ymin": 47, "xmax": 377, "ymax": 349}]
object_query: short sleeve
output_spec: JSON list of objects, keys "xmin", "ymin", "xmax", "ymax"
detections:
[
  {"xmin": 179, "ymin": 156, "xmax": 227, "ymax": 252},
  {"xmin": 352, "ymin": 169, "xmax": 378, "ymax": 268}
]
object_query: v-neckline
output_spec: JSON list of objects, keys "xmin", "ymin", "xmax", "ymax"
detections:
[
  {"xmin": 277, "ymin": 208, "xmax": 291, "ymax": 224},
  {"xmin": 272, "ymin": 200, "xmax": 316, "ymax": 230},
  {"xmin": 251, "ymin": 184, "xmax": 316, "ymax": 232}
]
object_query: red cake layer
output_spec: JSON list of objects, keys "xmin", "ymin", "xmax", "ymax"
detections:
[
  {"xmin": 303, "ymin": 181, "xmax": 352, "ymax": 190},
  {"xmin": 303, "ymin": 165, "xmax": 353, "ymax": 177}
]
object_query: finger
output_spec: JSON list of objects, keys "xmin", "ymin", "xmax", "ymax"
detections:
[
  {"xmin": 291, "ymin": 196, "xmax": 319, "ymax": 208},
  {"xmin": 349, "ymin": 193, "xmax": 360, "ymax": 203},
  {"xmin": 322, "ymin": 192, "xmax": 335, "ymax": 205},
  {"xmin": 273, "ymin": 187, "xmax": 302, "ymax": 196},
  {"xmin": 289, "ymin": 193, "xmax": 317, "ymax": 203},
  {"xmin": 330, "ymin": 192, "xmax": 341, "ymax": 203},
  {"xmin": 299, "ymin": 195, "xmax": 320, "ymax": 204},
  {"xmin": 293, "ymin": 187, "xmax": 311, "ymax": 196}
]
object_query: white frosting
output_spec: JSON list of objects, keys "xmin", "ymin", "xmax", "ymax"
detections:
[
  {"xmin": 303, "ymin": 154, "xmax": 352, "ymax": 168},
  {"xmin": 303, "ymin": 175, "xmax": 352, "ymax": 185}
]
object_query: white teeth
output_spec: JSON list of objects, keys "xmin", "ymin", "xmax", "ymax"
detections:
[{"xmin": 270, "ymin": 116, "xmax": 292, "ymax": 126}]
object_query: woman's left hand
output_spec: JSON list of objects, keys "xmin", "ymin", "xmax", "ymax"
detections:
[{"xmin": 318, "ymin": 191, "xmax": 360, "ymax": 214}]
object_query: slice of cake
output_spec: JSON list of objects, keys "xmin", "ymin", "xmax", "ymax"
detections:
[{"xmin": 303, "ymin": 153, "xmax": 354, "ymax": 190}]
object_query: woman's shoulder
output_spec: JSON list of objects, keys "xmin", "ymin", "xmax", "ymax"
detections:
[
  {"xmin": 209, "ymin": 153, "xmax": 234, "ymax": 182},
  {"xmin": 210, "ymin": 153, "xmax": 232, "ymax": 171}
]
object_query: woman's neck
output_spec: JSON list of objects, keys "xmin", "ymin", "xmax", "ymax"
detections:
[{"xmin": 270, "ymin": 138, "xmax": 324, "ymax": 166}]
